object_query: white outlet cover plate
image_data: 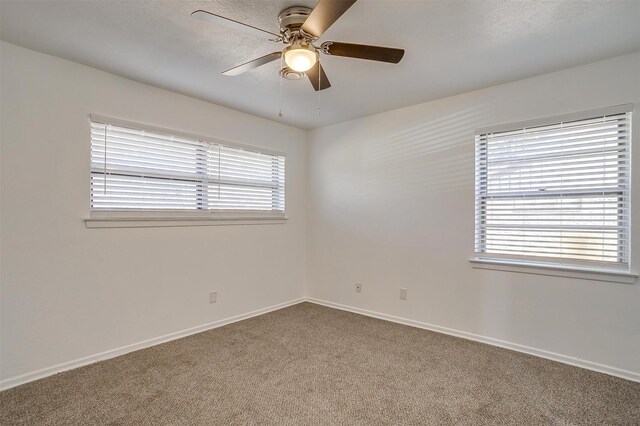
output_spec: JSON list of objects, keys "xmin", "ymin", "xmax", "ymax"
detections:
[{"xmin": 400, "ymin": 288, "xmax": 407, "ymax": 300}]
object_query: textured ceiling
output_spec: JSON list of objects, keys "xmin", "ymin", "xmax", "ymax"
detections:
[{"xmin": 2, "ymin": 0, "xmax": 640, "ymax": 129}]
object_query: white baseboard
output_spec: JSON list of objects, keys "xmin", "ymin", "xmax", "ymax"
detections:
[
  {"xmin": 306, "ymin": 298, "xmax": 640, "ymax": 383},
  {"xmin": 2, "ymin": 296, "xmax": 638, "ymax": 391},
  {"xmin": 0, "ymin": 298, "xmax": 306, "ymax": 391}
]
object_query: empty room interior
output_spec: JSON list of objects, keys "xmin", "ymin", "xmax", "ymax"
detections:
[{"xmin": 1, "ymin": 0, "xmax": 640, "ymax": 424}]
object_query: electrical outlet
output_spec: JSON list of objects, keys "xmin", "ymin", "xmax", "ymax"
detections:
[
  {"xmin": 209, "ymin": 291, "xmax": 217, "ymax": 304},
  {"xmin": 355, "ymin": 282, "xmax": 362, "ymax": 293},
  {"xmin": 400, "ymin": 288, "xmax": 407, "ymax": 300}
]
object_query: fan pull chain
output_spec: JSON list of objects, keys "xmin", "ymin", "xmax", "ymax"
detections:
[
  {"xmin": 317, "ymin": 57, "xmax": 321, "ymax": 117},
  {"xmin": 278, "ymin": 55, "xmax": 284, "ymax": 119}
]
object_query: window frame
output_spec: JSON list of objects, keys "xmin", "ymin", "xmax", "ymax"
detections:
[
  {"xmin": 84, "ymin": 114, "xmax": 288, "ymax": 228},
  {"xmin": 471, "ymin": 105, "xmax": 636, "ymax": 281}
]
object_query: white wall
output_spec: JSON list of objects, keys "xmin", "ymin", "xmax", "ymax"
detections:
[
  {"xmin": 2, "ymin": 40, "xmax": 639, "ymax": 387},
  {"xmin": 307, "ymin": 52, "xmax": 640, "ymax": 377},
  {"xmin": 0, "ymin": 42, "xmax": 307, "ymax": 383}
]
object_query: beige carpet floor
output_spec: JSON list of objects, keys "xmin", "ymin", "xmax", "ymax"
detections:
[{"xmin": 1, "ymin": 302, "xmax": 639, "ymax": 425}]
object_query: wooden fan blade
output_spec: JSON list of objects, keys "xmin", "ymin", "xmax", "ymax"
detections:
[
  {"xmin": 223, "ymin": 52, "xmax": 282, "ymax": 76},
  {"xmin": 301, "ymin": 0, "xmax": 357, "ymax": 38},
  {"xmin": 306, "ymin": 62, "xmax": 331, "ymax": 91},
  {"xmin": 322, "ymin": 41, "xmax": 404, "ymax": 63},
  {"xmin": 192, "ymin": 10, "xmax": 281, "ymax": 40}
]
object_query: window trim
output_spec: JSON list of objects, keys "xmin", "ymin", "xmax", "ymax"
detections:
[
  {"xmin": 84, "ymin": 214, "xmax": 288, "ymax": 229},
  {"xmin": 469, "ymin": 258, "xmax": 637, "ymax": 285},
  {"xmin": 472, "ymin": 104, "xmax": 634, "ymax": 276},
  {"xmin": 85, "ymin": 114, "xmax": 287, "ymax": 228}
]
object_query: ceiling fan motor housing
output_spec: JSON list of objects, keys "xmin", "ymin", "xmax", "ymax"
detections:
[{"xmin": 278, "ymin": 6, "xmax": 313, "ymax": 39}]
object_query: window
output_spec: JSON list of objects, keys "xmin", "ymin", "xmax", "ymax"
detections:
[
  {"xmin": 90, "ymin": 117, "xmax": 285, "ymax": 217},
  {"xmin": 474, "ymin": 106, "xmax": 632, "ymax": 272}
]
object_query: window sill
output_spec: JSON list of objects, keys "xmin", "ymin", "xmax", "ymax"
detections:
[
  {"xmin": 84, "ymin": 216, "xmax": 288, "ymax": 228},
  {"xmin": 469, "ymin": 258, "xmax": 637, "ymax": 284}
]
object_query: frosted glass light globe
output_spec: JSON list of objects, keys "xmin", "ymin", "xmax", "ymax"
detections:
[{"xmin": 284, "ymin": 46, "xmax": 318, "ymax": 72}]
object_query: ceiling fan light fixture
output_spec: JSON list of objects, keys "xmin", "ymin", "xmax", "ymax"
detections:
[
  {"xmin": 193, "ymin": 0, "xmax": 404, "ymax": 92},
  {"xmin": 283, "ymin": 44, "xmax": 318, "ymax": 73}
]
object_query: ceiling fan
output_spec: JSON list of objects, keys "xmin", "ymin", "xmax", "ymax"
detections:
[{"xmin": 191, "ymin": 0, "xmax": 405, "ymax": 91}]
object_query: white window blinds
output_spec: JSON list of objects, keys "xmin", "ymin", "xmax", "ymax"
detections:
[
  {"xmin": 90, "ymin": 120, "xmax": 285, "ymax": 214},
  {"xmin": 475, "ymin": 106, "xmax": 632, "ymax": 271}
]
